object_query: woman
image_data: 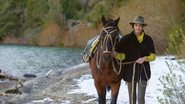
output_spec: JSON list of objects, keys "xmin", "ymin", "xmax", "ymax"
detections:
[{"xmin": 116, "ymin": 16, "xmax": 156, "ymax": 104}]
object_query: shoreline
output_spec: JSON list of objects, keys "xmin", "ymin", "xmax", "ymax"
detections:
[
  {"xmin": 0, "ymin": 63, "xmax": 92, "ymax": 104},
  {"xmin": 0, "ymin": 56, "xmax": 181, "ymax": 104}
]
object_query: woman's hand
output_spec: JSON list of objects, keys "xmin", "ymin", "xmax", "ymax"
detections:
[{"xmin": 136, "ymin": 57, "xmax": 146, "ymax": 64}]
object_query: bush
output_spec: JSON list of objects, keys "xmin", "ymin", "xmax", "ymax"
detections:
[
  {"xmin": 166, "ymin": 26, "xmax": 185, "ymax": 55},
  {"xmin": 157, "ymin": 61, "xmax": 185, "ymax": 104},
  {"xmin": 177, "ymin": 35, "xmax": 185, "ymax": 58},
  {"xmin": 0, "ymin": 0, "xmax": 26, "ymax": 37},
  {"xmin": 86, "ymin": 2, "xmax": 109, "ymax": 27},
  {"xmin": 85, "ymin": 0, "xmax": 129, "ymax": 27}
]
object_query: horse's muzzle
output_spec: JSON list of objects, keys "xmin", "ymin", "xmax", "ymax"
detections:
[{"xmin": 102, "ymin": 53, "xmax": 112, "ymax": 63}]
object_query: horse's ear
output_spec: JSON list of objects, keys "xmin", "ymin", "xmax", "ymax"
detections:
[
  {"xmin": 114, "ymin": 17, "xmax": 120, "ymax": 26},
  {"xmin": 101, "ymin": 15, "xmax": 106, "ymax": 25}
]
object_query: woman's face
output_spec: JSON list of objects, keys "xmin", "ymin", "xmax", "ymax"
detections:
[{"xmin": 133, "ymin": 23, "xmax": 143, "ymax": 35}]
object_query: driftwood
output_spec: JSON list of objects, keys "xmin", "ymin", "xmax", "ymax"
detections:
[{"xmin": 0, "ymin": 70, "xmax": 25, "ymax": 95}]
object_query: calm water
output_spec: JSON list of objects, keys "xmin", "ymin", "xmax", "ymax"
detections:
[{"xmin": 0, "ymin": 45, "xmax": 83, "ymax": 77}]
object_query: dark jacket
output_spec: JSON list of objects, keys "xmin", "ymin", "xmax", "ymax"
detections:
[{"xmin": 116, "ymin": 31, "xmax": 155, "ymax": 82}]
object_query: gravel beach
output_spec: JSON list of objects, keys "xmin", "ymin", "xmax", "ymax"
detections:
[{"xmin": 0, "ymin": 63, "xmax": 96, "ymax": 104}]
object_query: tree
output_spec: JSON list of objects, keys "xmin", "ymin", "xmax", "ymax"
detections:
[
  {"xmin": 24, "ymin": 0, "xmax": 49, "ymax": 30},
  {"xmin": 44, "ymin": 0, "xmax": 64, "ymax": 27},
  {"xmin": 0, "ymin": 0, "xmax": 26, "ymax": 38},
  {"xmin": 60, "ymin": 0, "xmax": 84, "ymax": 26}
]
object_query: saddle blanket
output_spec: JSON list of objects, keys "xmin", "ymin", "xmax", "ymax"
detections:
[{"xmin": 83, "ymin": 34, "xmax": 125, "ymax": 62}]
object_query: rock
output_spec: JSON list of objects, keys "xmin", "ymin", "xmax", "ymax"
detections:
[
  {"xmin": 5, "ymin": 88, "xmax": 22, "ymax": 94},
  {"xmin": 23, "ymin": 74, "xmax": 37, "ymax": 78},
  {"xmin": 0, "ymin": 81, "xmax": 17, "ymax": 92},
  {"xmin": 0, "ymin": 64, "xmax": 91, "ymax": 103}
]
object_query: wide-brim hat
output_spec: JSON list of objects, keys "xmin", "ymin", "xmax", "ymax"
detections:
[{"xmin": 129, "ymin": 16, "xmax": 147, "ymax": 26}]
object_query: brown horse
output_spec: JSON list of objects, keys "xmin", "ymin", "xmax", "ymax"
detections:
[{"xmin": 89, "ymin": 16, "xmax": 124, "ymax": 104}]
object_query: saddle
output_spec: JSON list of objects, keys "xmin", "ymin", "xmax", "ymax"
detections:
[{"xmin": 83, "ymin": 34, "xmax": 126, "ymax": 62}]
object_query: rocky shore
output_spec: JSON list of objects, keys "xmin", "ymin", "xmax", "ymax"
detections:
[{"xmin": 0, "ymin": 63, "xmax": 96, "ymax": 104}]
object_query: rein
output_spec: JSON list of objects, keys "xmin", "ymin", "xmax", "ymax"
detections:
[
  {"xmin": 130, "ymin": 63, "xmax": 149, "ymax": 104},
  {"xmin": 96, "ymin": 26, "xmax": 125, "ymax": 74},
  {"xmin": 95, "ymin": 26, "xmax": 149, "ymax": 104},
  {"xmin": 96, "ymin": 26, "xmax": 137, "ymax": 76}
]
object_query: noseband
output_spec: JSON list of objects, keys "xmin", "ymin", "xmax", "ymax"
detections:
[{"xmin": 100, "ymin": 26, "xmax": 118, "ymax": 54}]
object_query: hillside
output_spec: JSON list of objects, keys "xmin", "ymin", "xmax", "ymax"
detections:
[
  {"xmin": 64, "ymin": 0, "xmax": 184, "ymax": 54},
  {"xmin": 0, "ymin": 0, "xmax": 184, "ymax": 54},
  {"xmin": 114, "ymin": 0, "xmax": 184, "ymax": 54}
]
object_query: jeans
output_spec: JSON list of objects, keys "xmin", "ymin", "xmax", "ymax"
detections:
[{"xmin": 127, "ymin": 81, "xmax": 147, "ymax": 104}]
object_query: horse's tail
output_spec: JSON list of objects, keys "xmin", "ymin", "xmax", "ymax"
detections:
[{"xmin": 106, "ymin": 85, "xmax": 111, "ymax": 92}]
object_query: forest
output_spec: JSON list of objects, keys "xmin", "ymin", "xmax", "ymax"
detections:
[{"xmin": 0, "ymin": 0, "xmax": 184, "ymax": 55}]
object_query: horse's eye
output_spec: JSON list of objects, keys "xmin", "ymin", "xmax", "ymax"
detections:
[
  {"xmin": 116, "ymin": 37, "xmax": 119, "ymax": 41},
  {"xmin": 116, "ymin": 36, "xmax": 118, "ymax": 40}
]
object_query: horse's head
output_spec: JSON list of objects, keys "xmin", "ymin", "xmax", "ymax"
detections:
[{"xmin": 99, "ymin": 15, "xmax": 121, "ymax": 63}]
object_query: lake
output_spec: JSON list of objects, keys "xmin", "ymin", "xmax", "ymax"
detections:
[{"xmin": 0, "ymin": 45, "xmax": 84, "ymax": 77}]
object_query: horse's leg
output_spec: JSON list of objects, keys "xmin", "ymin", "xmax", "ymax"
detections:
[
  {"xmin": 110, "ymin": 82, "xmax": 121, "ymax": 104},
  {"xmin": 94, "ymin": 81, "xmax": 106, "ymax": 104}
]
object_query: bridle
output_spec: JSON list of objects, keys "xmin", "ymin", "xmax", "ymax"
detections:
[
  {"xmin": 96, "ymin": 26, "xmax": 122, "ymax": 72},
  {"xmin": 99, "ymin": 26, "xmax": 119, "ymax": 54}
]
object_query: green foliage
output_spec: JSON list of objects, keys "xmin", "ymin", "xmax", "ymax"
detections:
[
  {"xmin": 60, "ymin": 0, "xmax": 84, "ymax": 20},
  {"xmin": 164, "ymin": 2, "xmax": 185, "ymax": 101},
  {"xmin": 84, "ymin": 0, "xmax": 129, "ymax": 27},
  {"xmin": 180, "ymin": 0, "xmax": 185, "ymax": 25},
  {"xmin": 0, "ymin": 0, "xmax": 128, "ymax": 40},
  {"xmin": 43, "ymin": 0, "xmax": 64, "ymax": 27},
  {"xmin": 158, "ymin": 61, "xmax": 185, "ymax": 104},
  {"xmin": 0, "ymin": 0, "xmax": 25, "ymax": 37},
  {"xmin": 177, "ymin": 35, "xmax": 185, "ymax": 58},
  {"xmin": 24, "ymin": 0, "xmax": 49, "ymax": 29},
  {"xmin": 0, "ymin": 0, "xmax": 48, "ymax": 38},
  {"xmin": 166, "ymin": 0, "xmax": 185, "ymax": 56},
  {"xmin": 166, "ymin": 26, "xmax": 185, "ymax": 55},
  {"xmin": 86, "ymin": 2, "xmax": 109, "ymax": 27}
]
